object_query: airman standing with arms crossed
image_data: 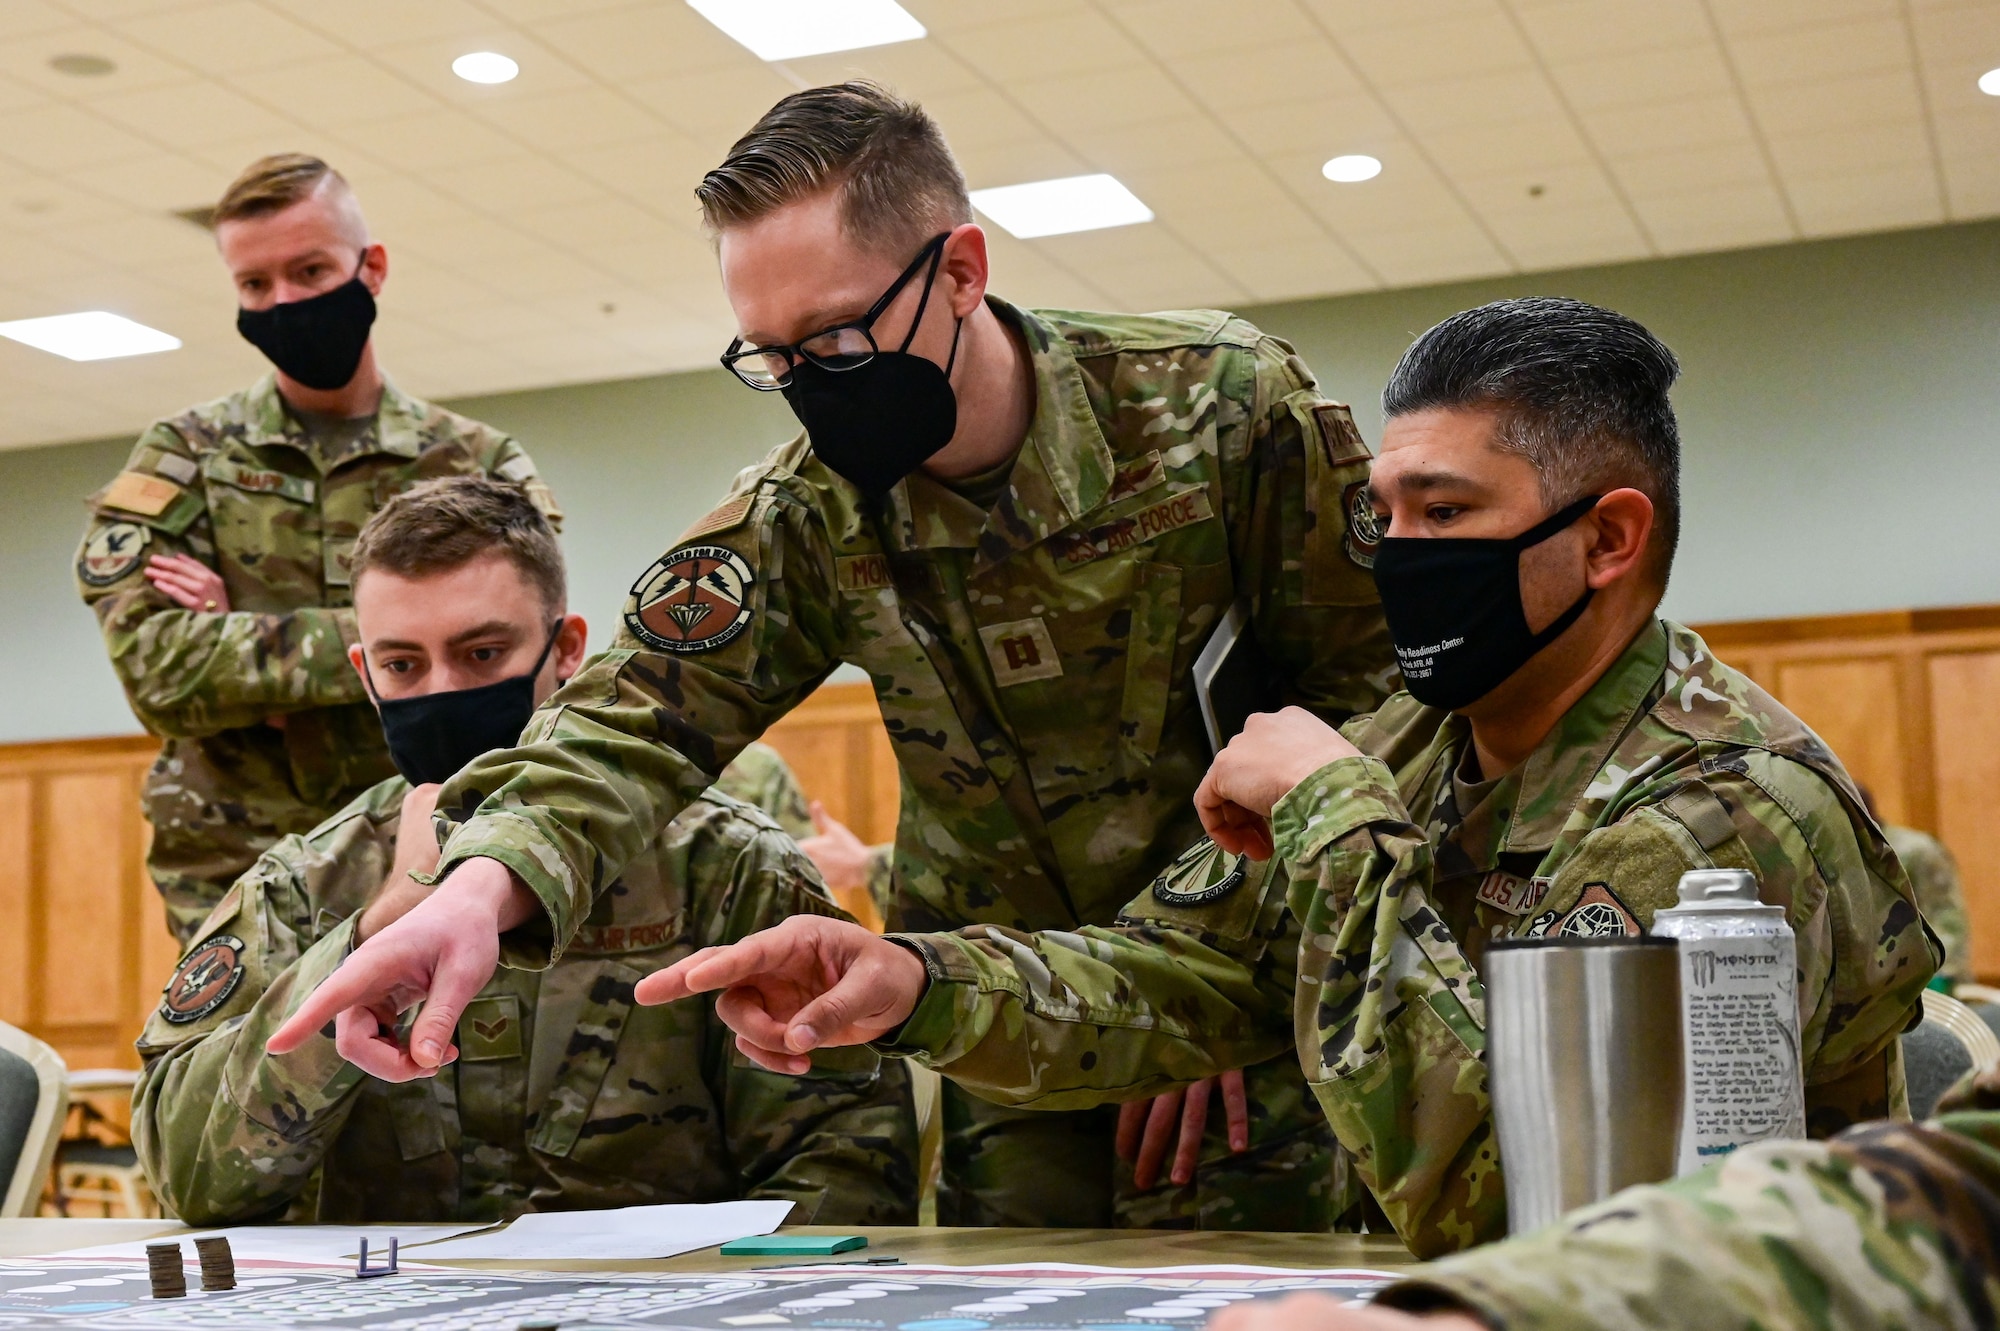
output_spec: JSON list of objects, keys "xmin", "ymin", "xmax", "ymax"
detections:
[
  {"xmin": 272, "ymin": 81, "xmax": 1395, "ymax": 1231},
  {"xmin": 632, "ymin": 298, "xmax": 1938, "ymax": 1259},
  {"xmin": 75, "ymin": 154, "xmax": 560, "ymax": 945}
]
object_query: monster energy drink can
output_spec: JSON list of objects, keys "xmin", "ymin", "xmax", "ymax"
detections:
[{"xmin": 1651, "ymin": 868, "xmax": 1807, "ymax": 1175}]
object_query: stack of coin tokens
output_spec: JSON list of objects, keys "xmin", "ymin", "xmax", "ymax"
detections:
[
  {"xmin": 195, "ymin": 1236, "xmax": 236, "ymax": 1291},
  {"xmin": 146, "ymin": 1242, "xmax": 186, "ymax": 1298}
]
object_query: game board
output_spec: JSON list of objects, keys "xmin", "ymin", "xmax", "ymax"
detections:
[{"xmin": 0, "ymin": 1259, "xmax": 1395, "ymax": 1330}]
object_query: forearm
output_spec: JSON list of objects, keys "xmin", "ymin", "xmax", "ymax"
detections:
[
  {"xmin": 132, "ymin": 921, "xmax": 367, "ymax": 1224},
  {"xmin": 1382, "ymin": 1113, "xmax": 2000, "ymax": 1330},
  {"xmin": 1274, "ymin": 757, "xmax": 1503, "ymax": 1257},
  {"xmin": 883, "ymin": 921, "xmax": 1293, "ymax": 1108},
  {"xmin": 99, "ymin": 595, "xmax": 364, "ymax": 737}
]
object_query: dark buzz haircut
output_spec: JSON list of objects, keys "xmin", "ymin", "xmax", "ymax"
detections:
[
  {"xmin": 1383, "ymin": 296, "xmax": 1682, "ymax": 585},
  {"xmin": 214, "ymin": 153, "xmax": 350, "ymax": 226},
  {"xmin": 695, "ymin": 80, "xmax": 971, "ymax": 255},
  {"xmin": 351, "ymin": 476, "xmax": 565, "ymax": 613}
]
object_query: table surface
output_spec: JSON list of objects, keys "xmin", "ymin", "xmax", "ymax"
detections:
[{"xmin": 0, "ymin": 1219, "xmax": 1417, "ymax": 1274}]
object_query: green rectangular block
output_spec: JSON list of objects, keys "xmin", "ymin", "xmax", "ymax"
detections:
[{"xmin": 719, "ymin": 1235, "xmax": 868, "ymax": 1257}]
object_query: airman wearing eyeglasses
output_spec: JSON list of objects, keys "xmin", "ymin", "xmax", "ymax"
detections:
[{"xmin": 270, "ymin": 81, "xmax": 1395, "ymax": 1233}]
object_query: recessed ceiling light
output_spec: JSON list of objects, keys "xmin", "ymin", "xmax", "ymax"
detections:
[
  {"xmin": 1979, "ymin": 67, "xmax": 2000, "ymax": 96},
  {"xmin": 49, "ymin": 53, "xmax": 115, "ymax": 77},
  {"xmin": 970, "ymin": 174, "xmax": 1153, "ymax": 239},
  {"xmin": 452, "ymin": 51, "xmax": 518, "ymax": 84},
  {"xmin": 686, "ymin": 0, "xmax": 925, "ymax": 62},
  {"xmin": 0, "ymin": 311, "xmax": 181, "ymax": 361},
  {"xmin": 1322, "ymin": 154, "xmax": 1382, "ymax": 183}
]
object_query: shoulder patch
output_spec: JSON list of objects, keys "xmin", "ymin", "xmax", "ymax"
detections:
[
  {"xmin": 1343, "ymin": 481, "xmax": 1384, "ymax": 570},
  {"xmin": 101, "ymin": 469, "xmax": 183, "ymax": 517},
  {"xmin": 159, "ymin": 934, "xmax": 246, "ymax": 1024},
  {"xmin": 626, "ymin": 544, "xmax": 755, "ymax": 654},
  {"xmin": 1556, "ymin": 881, "xmax": 1642, "ymax": 938},
  {"xmin": 149, "ymin": 452, "xmax": 199, "ymax": 486},
  {"xmin": 680, "ymin": 493, "xmax": 754, "ymax": 543},
  {"xmin": 1311, "ymin": 402, "xmax": 1373, "ymax": 466},
  {"xmin": 1152, "ymin": 839, "xmax": 1250, "ymax": 907},
  {"xmin": 78, "ymin": 521, "xmax": 151, "ymax": 586}
]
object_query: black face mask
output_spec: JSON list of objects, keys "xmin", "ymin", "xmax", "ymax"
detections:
[
  {"xmin": 366, "ymin": 623, "xmax": 562, "ymax": 786},
  {"xmin": 779, "ymin": 241, "xmax": 963, "ymax": 497},
  {"xmin": 236, "ymin": 256, "xmax": 377, "ymax": 391},
  {"xmin": 1372, "ymin": 494, "xmax": 1601, "ymax": 712}
]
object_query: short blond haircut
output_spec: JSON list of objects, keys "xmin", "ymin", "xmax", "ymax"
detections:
[
  {"xmin": 352, "ymin": 476, "xmax": 566, "ymax": 614},
  {"xmin": 696, "ymin": 81, "xmax": 970, "ymax": 256},
  {"xmin": 214, "ymin": 153, "xmax": 368, "ymax": 246}
]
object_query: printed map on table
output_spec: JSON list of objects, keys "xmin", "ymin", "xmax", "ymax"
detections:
[{"xmin": 0, "ymin": 1259, "xmax": 1395, "ymax": 1330}]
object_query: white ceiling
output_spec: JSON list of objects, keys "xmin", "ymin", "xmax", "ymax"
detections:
[{"xmin": 1, "ymin": 0, "xmax": 1996, "ymax": 451}]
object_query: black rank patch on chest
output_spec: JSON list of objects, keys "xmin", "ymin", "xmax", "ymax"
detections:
[
  {"xmin": 1151, "ymin": 839, "xmax": 1250, "ymax": 907},
  {"xmin": 160, "ymin": 934, "xmax": 246, "ymax": 1024}
]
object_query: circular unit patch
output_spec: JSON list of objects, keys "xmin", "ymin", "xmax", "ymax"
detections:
[
  {"xmin": 625, "ymin": 544, "xmax": 755, "ymax": 654},
  {"xmin": 160, "ymin": 934, "xmax": 246, "ymax": 1024},
  {"xmin": 1151, "ymin": 840, "xmax": 1248, "ymax": 907},
  {"xmin": 1343, "ymin": 481, "xmax": 1384, "ymax": 570},
  {"xmin": 77, "ymin": 521, "xmax": 151, "ymax": 586}
]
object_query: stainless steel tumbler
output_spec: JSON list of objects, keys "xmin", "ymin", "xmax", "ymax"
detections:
[{"xmin": 1486, "ymin": 935, "xmax": 1685, "ymax": 1234}]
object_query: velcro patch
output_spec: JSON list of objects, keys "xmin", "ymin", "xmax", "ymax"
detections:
[
  {"xmin": 836, "ymin": 552, "xmax": 895, "ymax": 593},
  {"xmin": 1476, "ymin": 871, "xmax": 1549, "ymax": 917},
  {"xmin": 626, "ymin": 544, "xmax": 756, "ymax": 654},
  {"xmin": 1312, "ymin": 402, "xmax": 1372, "ymax": 466},
  {"xmin": 570, "ymin": 915, "xmax": 682, "ymax": 955},
  {"xmin": 1556, "ymin": 881, "xmax": 1642, "ymax": 938},
  {"xmin": 159, "ymin": 934, "xmax": 245, "ymax": 1024},
  {"xmin": 1152, "ymin": 839, "xmax": 1248, "ymax": 907},
  {"xmin": 458, "ymin": 994, "xmax": 523, "ymax": 1062},
  {"xmin": 150, "ymin": 452, "xmax": 199, "ymax": 486},
  {"xmin": 680, "ymin": 493, "xmax": 753, "ymax": 542},
  {"xmin": 1104, "ymin": 450, "xmax": 1165, "ymax": 505},
  {"xmin": 1052, "ymin": 487, "xmax": 1214, "ymax": 569},
  {"xmin": 1343, "ymin": 481, "xmax": 1384, "ymax": 571},
  {"xmin": 102, "ymin": 470, "xmax": 183, "ymax": 517},
  {"xmin": 78, "ymin": 521, "xmax": 150, "ymax": 586},
  {"xmin": 979, "ymin": 616, "xmax": 1063, "ymax": 686}
]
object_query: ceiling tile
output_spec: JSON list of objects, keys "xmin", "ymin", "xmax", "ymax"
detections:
[
  {"xmin": 955, "ymin": 139, "xmax": 1092, "ymax": 192},
  {"xmin": 344, "ymin": 108, "xmax": 521, "ymax": 173},
  {"xmin": 0, "ymin": 101, "xmax": 156, "ymax": 170},
  {"xmin": 472, "ymin": 84, "xmax": 666, "ymax": 153},
  {"xmin": 622, "ymin": 63, "xmax": 798, "ymax": 139},
  {"xmin": 1300, "ymin": 0, "xmax": 1505, "ymax": 39},
  {"xmin": 1373, "ymin": 67, "xmax": 1567, "ymax": 136},
  {"xmin": 1060, "ymin": 114, "xmax": 1245, "ymax": 174},
  {"xmin": 1204, "ymin": 94, "xmax": 1397, "ymax": 158},
  {"xmin": 1787, "ymin": 162, "xmax": 1944, "ymax": 235},
  {"xmin": 261, "ymin": 0, "xmax": 496, "ymax": 43},
  {"xmin": 1583, "ymin": 95, "xmax": 1755, "ymax": 155},
  {"xmin": 1724, "ymin": 15, "xmax": 1908, "ymax": 87},
  {"xmin": 1205, "ymin": 237, "xmax": 1377, "ymax": 303},
  {"xmin": 1764, "ymin": 122, "xmax": 1935, "ymax": 183},
  {"xmin": 88, "ymin": 76, "xmax": 301, "ymax": 147},
  {"xmin": 1481, "ymin": 199, "xmax": 1649, "ymax": 269},
  {"xmin": 1633, "ymin": 181, "xmax": 1796, "ymax": 253},
  {"xmin": 117, "ymin": 1, "xmax": 343, "ymax": 74},
  {"xmin": 1336, "ymin": 10, "xmax": 1534, "ymax": 86},
  {"xmin": 0, "ymin": 24, "xmax": 196, "ymax": 95},
  {"xmin": 528, "ymin": 3, "xmax": 746, "ymax": 83},
  {"xmin": 1550, "ymin": 43, "xmax": 1734, "ymax": 110},
  {"xmin": 1417, "ymin": 115, "xmax": 1596, "ymax": 182},
  {"xmin": 1345, "ymin": 219, "xmax": 1511, "ymax": 286},
  {"xmin": 1104, "ymin": 0, "xmax": 1323, "ymax": 61},
  {"xmin": 0, "ymin": 2, "xmax": 74, "ymax": 41},
  {"xmin": 1509, "ymin": 0, "xmax": 1712, "ymax": 62},
  {"xmin": 939, "ymin": 9, "xmax": 1150, "ymax": 84},
  {"xmin": 231, "ymin": 53, "xmax": 441, "ymax": 128},
  {"xmin": 1705, "ymin": 0, "xmax": 1900, "ymax": 39},
  {"xmin": 1005, "ymin": 62, "xmax": 1199, "ymax": 129},
  {"xmin": 65, "ymin": 149, "xmax": 220, "ymax": 211},
  {"xmin": 1169, "ymin": 41, "xmax": 1362, "ymax": 112},
  {"xmin": 784, "ymin": 36, "xmax": 986, "ymax": 99},
  {"xmin": 1612, "ymin": 140, "xmax": 1771, "ymax": 198}
]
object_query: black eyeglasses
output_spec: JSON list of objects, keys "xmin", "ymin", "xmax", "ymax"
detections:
[{"xmin": 720, "ymin": 233, "xmax": 949, "ymax": 391}]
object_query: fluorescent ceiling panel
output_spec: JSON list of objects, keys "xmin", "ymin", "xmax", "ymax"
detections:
[
  {"xmin": 0, "ymin": 312, "xmax": 181, "ymax": 361},
  {"xmin": 686, "ymin": 0, "xmax": 925, "ymax": 62},
  {"xmin": 970, "ymin": 174, "xmax": 1155, "ymax": 239}
]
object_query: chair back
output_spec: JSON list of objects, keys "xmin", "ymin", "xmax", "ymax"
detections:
[
  {"xmin": 0, "ymin": 1023, "xmax": 67, "ymax": 1217},
  {"xmin": 1902, "ymin": 990, "xmax": 2000, "ymax": 1119}
]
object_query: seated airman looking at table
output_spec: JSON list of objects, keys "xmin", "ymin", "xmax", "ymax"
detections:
[
  {"xmin": 133, "ymin": 475, "xmax": 916, "ymax": 1226},
  {"xmin": 637, "ymin": 297, "xmax": 1939, "ymax": 1259}
]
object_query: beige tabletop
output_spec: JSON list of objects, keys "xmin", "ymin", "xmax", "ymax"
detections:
[{"xmin": 0, "ymin": 1218, "xmax": 1417, "ymax": 1274}]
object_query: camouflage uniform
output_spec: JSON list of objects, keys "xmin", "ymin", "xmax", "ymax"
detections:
[
  {"xmin": 435, "ymin": 300, "xmax": 1395, "ymax": 1229},
  {"xmin": 712, "ymin": 741, "xmax": 814, "ymax": 841},
  {"xmin": 132, "ymin": 779, "xmax": 916, "ymax": 1227},
  {"xmin": 1885, "ymin": 824, "xmax": 1975, "ymax": 987},
  {"xmin": 877, "ymin": 620, "xmax": 1938, "ymax": 1255},
  {"xmin": 1378, "ymin": 1068, "xmax": 2000, "ymax": 1330},
  {"xmin": 75, "ymin": 375, "xmax": 560, "ymax": 945}
]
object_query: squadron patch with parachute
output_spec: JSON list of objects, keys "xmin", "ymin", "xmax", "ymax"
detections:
[{"xmin": 626, "ymin": 544, "xmax": 755, "ymax": 654}]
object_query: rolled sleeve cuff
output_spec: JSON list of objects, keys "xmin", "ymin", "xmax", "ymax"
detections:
[
  {"xmin": 433, "ymin": 813, "xmax": 570, "ymax": 969},
  {"xmin": 870, "ymin": 934, "xmax": 983, "ymax": 1062},
  {"xmin": 1270, "ymin": 754, "xmax": 1406, "ymax": 864}
]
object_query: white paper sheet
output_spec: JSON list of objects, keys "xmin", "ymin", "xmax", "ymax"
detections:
[
  {"xmin": 51, "ymin": 1223, "xmax": 488, "ymax": 1264},
  {"xmin": 401, "ymin": 1199, "xmax": 793, "ymax": 1261}
]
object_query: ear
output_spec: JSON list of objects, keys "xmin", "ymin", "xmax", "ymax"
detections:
[
  {"xmin": 348, "ymin": 642, "xmax": 374, "ymax": 696},
  {"xmin": 1583, "ymin": 487, "xmax": 1654, "ymax": 590},
  {"xmin": 940, "ymin": 222, "xmax": 989, "ymax": 319},
  {"xmin": 553, "ymin": 613, "xmax": 589, "ymax": 680},
  {"xmin": 359, "ymin": 242, "xmax": 388, "ymax": 296}
]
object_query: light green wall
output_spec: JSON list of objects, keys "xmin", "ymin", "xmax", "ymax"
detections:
[{"xmin": 6, "ymin": 219, "xmax": 1997, "ymax": 743}]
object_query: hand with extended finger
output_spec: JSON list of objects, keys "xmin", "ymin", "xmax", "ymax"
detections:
[
  {"xmin": 1194, "ymin": 707, "xmax": 1362, "ymax": 860},
  {"xmin": 634, "ymin": 915, "xmax": 928, "ymax": 1075},
  {"xmin": 265, "ymin": 856, "xmax": 539, "ymax": 1081}
]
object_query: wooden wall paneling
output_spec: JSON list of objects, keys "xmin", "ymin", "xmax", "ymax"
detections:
[
  {"xmin": 1926, "ymin": 648, "xmax": 2000, "ymax": 983},
  {"xmin": 0, "ymin": 777, "xmax": 31, "ymax": 1028},
  {"xmin": 761, "ymin": 681, "xmax": 901, "ymax": 844},
  {"xmin": 42, "ymin": 768, "xmax": 133, "ymax": 1069},
  {"xmin": 1771, "ymin": 656, "xmax": 1909, "ymax": 823}
]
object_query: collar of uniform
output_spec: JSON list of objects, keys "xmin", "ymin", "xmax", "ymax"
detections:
[
  {"xmin": 236, "ymin": 373, "xmax": 424, "ymax": 464},
  {"xmin": 966, "ymin": 299, "xmax": 1116, "ymax": 578},
  {"xmin": 901, "ymin": 468, "xmax": 991, "ymax": 550},
  {"xmin": 1501, "ymin": 617, "xmax": 1671, "ymax": 854}
]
